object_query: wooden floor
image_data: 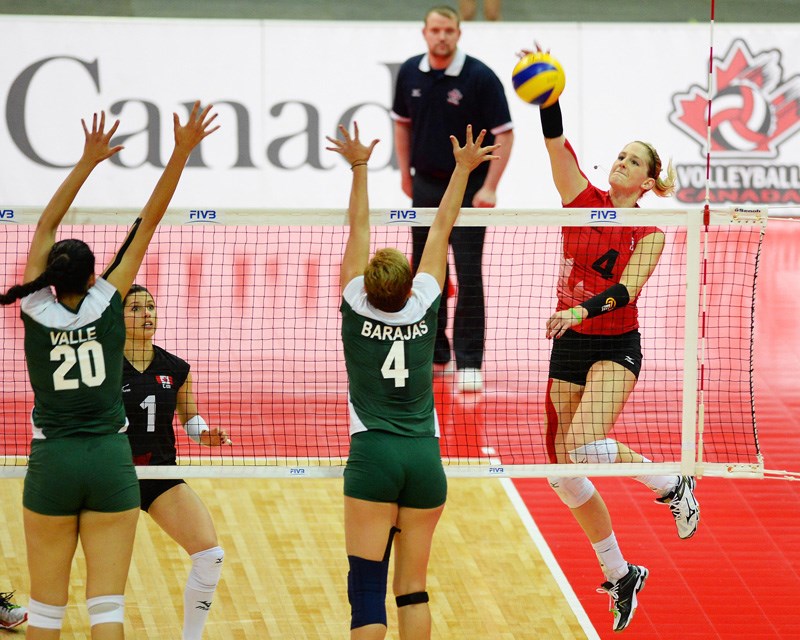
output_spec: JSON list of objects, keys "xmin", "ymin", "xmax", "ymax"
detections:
[{"xmin": 0, "ymin": 477, "xmax": 587, "ymax": 639}]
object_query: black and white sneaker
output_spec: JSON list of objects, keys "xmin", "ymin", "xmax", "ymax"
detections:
[
  {"xmin": 597, "ymin": 564, "xmax": 648, "ymax": 633},
  {"xmin": 657, "ymin": 476, "xmax": 700, "ymax": 539}
]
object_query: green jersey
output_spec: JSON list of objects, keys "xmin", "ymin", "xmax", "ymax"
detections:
[
  {"xmin": 340, "ymin": 273, "xmax": 441, "ymax": 438},
  {"xmin": 21, "ymin": 277, "xmax": 127, "ymax": 439}
]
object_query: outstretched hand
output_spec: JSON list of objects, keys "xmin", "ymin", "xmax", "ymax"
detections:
[
  {"xmin": 80, "ymin": 112, "xmax": 124, "ymax": 165},
  {"xmin": 174, "ymin": 101, "xmax": 220, "ymax": 152},
  {"xmin": 326, "ymin": 122, "xmax": 379, "ymax": 167},
  {"xmin": 451, "ymin": 125, "xmax": 500, "ymax": 172}
]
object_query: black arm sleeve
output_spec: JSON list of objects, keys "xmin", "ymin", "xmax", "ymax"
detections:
[
  {"xmin": 579, "ymin": 283, "xmax": 631, "ymax": 318},
  {"xmin": 539, "ymin": 101, "xmax": 563, "ymax": 139}
]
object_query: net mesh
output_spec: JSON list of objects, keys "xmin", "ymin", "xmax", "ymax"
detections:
[{"xmin": 0, "ymin": 207, "xmax": 764, "ymax": 477}]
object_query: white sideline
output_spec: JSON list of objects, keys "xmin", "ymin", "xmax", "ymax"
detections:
[{"xmin": 500, "ymin": 477, "xmax": 600, "ymax": 640}]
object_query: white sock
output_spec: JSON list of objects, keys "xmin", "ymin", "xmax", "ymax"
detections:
[
  {"xmin": 633, "ymin": 458, "xmax": 679, "ymax": 497},
  {"xmin": 183, "ymin": 546, "xmax": 224, "ymax": 640},
  {"xmin": 591, "ymin": 532, "xmax": 628, "ymax": 582}
]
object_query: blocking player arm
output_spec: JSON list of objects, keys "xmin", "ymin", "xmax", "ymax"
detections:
[
  {"xmin": 24, "ymin": 113, "xmax": 123, "ymax": 283},
  {"xmin": 103, "ymin": 102, "xmax": 219, "ymax": 298}
]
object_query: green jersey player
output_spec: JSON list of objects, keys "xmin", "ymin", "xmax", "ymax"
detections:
[
  {"xmin": 0, "ymin": 103, "xmax": 218, "ymax": 639},
  {"xmin": 327, "ymin": 121, "xmax": 498, "ymax": 639}
]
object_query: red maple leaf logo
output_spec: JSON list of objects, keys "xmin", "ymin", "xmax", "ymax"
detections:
[{"xmin": 670, "ymin": 39, "xmax": 800, "ymax": 158}]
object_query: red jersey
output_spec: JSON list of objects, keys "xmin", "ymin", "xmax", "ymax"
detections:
[{"xmin": 559, "ymin": 183, "xmax": 660, "ymax": 335}]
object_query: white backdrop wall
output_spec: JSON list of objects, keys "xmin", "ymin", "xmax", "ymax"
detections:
[{"xmin": 1, "ymin": 16, "xmax": 799, "ymax": 212}]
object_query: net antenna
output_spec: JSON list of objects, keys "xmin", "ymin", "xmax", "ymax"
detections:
[{"xmin": 0, "ymin": 205, "xmax": 775, "ymax": 480}]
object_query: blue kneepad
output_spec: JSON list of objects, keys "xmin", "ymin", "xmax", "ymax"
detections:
[{"xmin": 348, "ymin": 555, "xmax": 389, "ymax": 629}]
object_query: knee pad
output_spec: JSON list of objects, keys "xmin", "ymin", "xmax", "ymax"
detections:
[
  {"xmin": 396, "ymin": 591, "xmax": 429, "ymax": 608},
  {"xmin": 187, "ymin": 546, "xmax": 225, "ymax": 592},
  {"xmin": 87, "ymin": 595, "xmax": 125, "ymax": 626},
  {"xmin": 569, "ymin": 438, "xmax": 619, "ymax": 464},
  {"xmin": 28, "ymin": 599, "xmax": 66, "ymax": 630},
  {"xmin": 548, "ymin": 476, "xmax": 595, "ymax": 508},
  {"xmin": 348, "ymin": 555, "xmax": 389, "ymax": 629}
]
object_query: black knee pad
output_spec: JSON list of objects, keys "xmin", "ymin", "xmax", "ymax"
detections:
[
  {"xmin": 396, "ymin": 591, "xmax": 429, "ymax": 608},
  {"xmin": 348, "ymin": 555, "xmax": 389, "ymax": 629}
]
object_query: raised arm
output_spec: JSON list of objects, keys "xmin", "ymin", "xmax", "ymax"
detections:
[
  {"xmin": 23, "ymin": 113, "xmax": 123, "ymax": 283},
  {"xmin": 326, "ymin": 122, "xmax": 379, "ymax": 293},
  {"xmin": 417, "ymin": 125, "xmax": 498, "ymax": 290},
  {"xmin": 540, "ymin": 102, "xmax": 588, "ymax": 205},
  {"xmin": 103, "ymin": 101, "xmax": 219, "ymax": 297}
]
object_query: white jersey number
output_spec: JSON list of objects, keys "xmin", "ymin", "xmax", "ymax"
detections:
[
  {"xmin": 140, "ymin": 394, "xmax": 157, "ymax": 432},
  {"xmin": 51, "ymin": 341, "xmax": 107, "ymax": 390},
  {"xmin": 381, "ymin": 341, "xmax": 410, "ymax": 388}
]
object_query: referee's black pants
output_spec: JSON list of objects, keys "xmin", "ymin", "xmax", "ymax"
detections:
[{"xmin": 411, "ymin": 171, "xmax": 486, "ymax": 370}]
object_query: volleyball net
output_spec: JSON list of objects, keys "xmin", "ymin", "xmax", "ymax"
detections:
[{"xmin": 0, "ymin": 206, "xmax": 767, "ymax": 479}]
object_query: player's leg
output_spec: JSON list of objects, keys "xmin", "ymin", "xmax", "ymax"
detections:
[
  {"xmin": 147, "ymin": 482, "xmax": 223, "ymax": 640},
  {"xmin": 392, "ymin": 505, "xmax": 444, "ymax": 640},
  {"xmin": 79, "ymin": 508, "xmax": 139, "ymax": 640},
  {"xmin": 572, "ymin": 358, "xmax": 699, "ymax": 538},
  {"xmin": 79, "ymin": 433, "xmax": 141, "ymax": 640},
  {"xmin": 392, "ymin": 435, "xmax": 447, "ymax": 640},
  {"xmin": 344, "ymin": 431, "xmax": 406, "ymax": 639},
  {"xmin": 22, "ymin": 509, "xmax": 78, "ymax": 639},
  {"xmin": 345, "ymin": 497, "xmax": 398, "ymax": 640}
]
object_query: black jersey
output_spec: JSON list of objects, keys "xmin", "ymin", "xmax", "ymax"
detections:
[{"xmin": 122, "ymin": 345, "xmax": 190, "ymax": 466}]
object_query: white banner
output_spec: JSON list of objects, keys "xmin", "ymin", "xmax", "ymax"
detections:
[{"xmin": 1, "ymin": 17, "xmax": 798, "ymax": 211}]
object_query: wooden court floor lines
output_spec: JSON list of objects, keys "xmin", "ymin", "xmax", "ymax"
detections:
[{"xmin": 0, "ymin": 477, "xmax": 588, "ymax": 639}]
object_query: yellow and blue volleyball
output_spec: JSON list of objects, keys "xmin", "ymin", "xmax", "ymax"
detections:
[{"xmin": 512, "ymin": 52, "xmax": 566, "ymax": 108}]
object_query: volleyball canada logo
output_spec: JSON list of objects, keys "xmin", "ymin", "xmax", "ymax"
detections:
[{"xmin": 669, "ymin": 39, "xmax": 800, "ymax": 204}]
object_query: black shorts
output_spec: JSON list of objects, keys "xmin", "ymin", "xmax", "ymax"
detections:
[
  {"xmin": 138, "ymin": 478, "xmax": 186, "ymax": 512},
  {"xmin": 549, "ymin": 329, "xmax": 643, "ymax": 386}
]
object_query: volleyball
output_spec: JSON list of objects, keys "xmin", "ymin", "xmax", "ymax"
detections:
[{"xmin": 512, "ymin": 52, "xmax": 566, "ymax": 108}]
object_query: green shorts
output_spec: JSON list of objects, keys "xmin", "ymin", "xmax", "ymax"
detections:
[
  {"xmin": 344, "ymin": 430, "xmax": 447, "ymax": 509},
  {"xmin": 24, "ymin": 433, "xmax": 140, "ymax": 516}
]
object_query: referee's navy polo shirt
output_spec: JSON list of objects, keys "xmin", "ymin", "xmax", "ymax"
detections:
[{"xmin": 391, "ymin": 48, "xmax": 513, "ymax": 178}]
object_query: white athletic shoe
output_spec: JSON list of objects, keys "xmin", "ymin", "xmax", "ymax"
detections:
[
  {"xmin": 0, "ymin": 592, "xmax": 27, "ymax": 629},
  {"xmin": 457, "ymin": 368, "xmax": 483, "ymax": 392},
  {"xmin": 657, "ymin": 476, "xmax": 700, "ymax": 539}
]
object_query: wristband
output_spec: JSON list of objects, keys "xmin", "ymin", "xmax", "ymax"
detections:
[
  {"xmin": 579, "ymin": 283, "xmax": 631, "ymax": 319},
  {"xmin": 568, "ymin": 307, "xmax": 583, "ymax": 321},
  {"xmin": 351, "ymin": 161, "xmax": 368, "ymax": 170},
  {"xmin": 183, "ymin": 415, "xmax": 208, "ymax": 443},
  {"xmin": 539, "ymin": 101, "xmax": 563, "ymax": 139}
]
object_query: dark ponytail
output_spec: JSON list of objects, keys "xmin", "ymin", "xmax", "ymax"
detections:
[{"xmin": 0, "ymin": 239, "xmax": 95, "ymax": 305}]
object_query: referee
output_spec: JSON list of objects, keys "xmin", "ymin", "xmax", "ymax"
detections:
[{"xmin": 391, "ymin": 4, "xmax": 514, "ymax": 392}]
